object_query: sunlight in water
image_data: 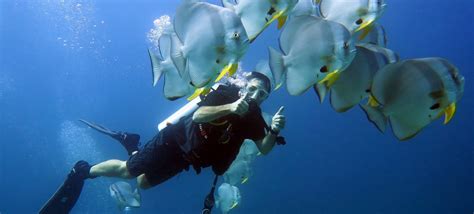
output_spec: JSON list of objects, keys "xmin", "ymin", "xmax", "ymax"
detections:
[
  {"xmin": 57, "ymin": 120, "xmax": 112, "ymax": 211},
  {"xmin": 27, "ymin": 0, "xmax": 110, "ymax": 54},
  {"xmin": 58, "ymin": 120, "xmax": 103, "ymax": 166}
]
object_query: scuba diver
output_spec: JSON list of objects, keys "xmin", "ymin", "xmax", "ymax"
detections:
[{"xmin": 39, "ymin": 72, "xmax": 286, "ymax": 213}]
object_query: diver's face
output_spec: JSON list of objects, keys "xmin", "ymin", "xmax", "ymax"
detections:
[{"xmin": 245, "ymin": 78, "xmax": 269, "ymax": 106}]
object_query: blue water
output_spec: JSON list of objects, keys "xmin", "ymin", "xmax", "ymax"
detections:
[{"xmin": 1, "ymin": 0, "xmax": 473, "ymax": 213}]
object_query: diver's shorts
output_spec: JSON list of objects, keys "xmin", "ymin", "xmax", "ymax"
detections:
[{"xmin": 126, "ymin": 133, "xmax": 189, "ymax": 186}]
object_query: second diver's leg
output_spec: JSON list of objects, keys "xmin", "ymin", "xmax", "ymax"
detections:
[{"xmin": 89, "ymin": 159, "xmax": 134, "ymax": 179}]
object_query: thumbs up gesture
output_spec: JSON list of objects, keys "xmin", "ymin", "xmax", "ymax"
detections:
[
  {"xmin": 230, "ymin": 92, "xmax": 249, "ymax": 116},
  {"xmin": 271, "ymin": 106, "xmax": 286, "ymax": 134}
]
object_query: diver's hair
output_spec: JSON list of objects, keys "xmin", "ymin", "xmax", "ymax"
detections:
[{"xmin": 244, "ymin": 72, "xmax": 271, "ymax": 93}]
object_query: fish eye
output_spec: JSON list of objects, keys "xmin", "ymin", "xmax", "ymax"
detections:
[
  {"xmin": 355, "ymin": 18, "xmax": 363, "ymax": 25},
  {"xmin": 267, "ymin": 7, "xmax": 276, "ymax": 15},
  {"xmin": 343, "ymin": 42, "xmax": 349, "ymax": 49},
  {"xmin": 320, "ymin": 65, "xmax": 328, "ymax": 73},
  {"xmin": 216, "ymin": 59, "xmax": 220, "ymax": 64},
  {"xmin": 430, "ymin": 103, "xmax": 440, "ymax": 110},
  {"xmin": 232, "ymin": 32, "xmax": 240, "ymax": 39}
]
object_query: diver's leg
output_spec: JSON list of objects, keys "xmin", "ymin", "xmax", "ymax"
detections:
[{"xmin": 89, "ymin": 159, "xmax": 134, "ymax": 179}]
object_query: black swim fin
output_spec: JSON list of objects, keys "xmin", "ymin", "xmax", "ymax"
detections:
[
  {"xmin": 39, "ymin": 161, "xmax": 92, "ymax": 214},
  {"xmin": 79, "ymin": 119, "xmax": 123, "ymax": 141},
  {"xmin": 78, "ymin": 119, "xmax": 140, "ymax": 155}
]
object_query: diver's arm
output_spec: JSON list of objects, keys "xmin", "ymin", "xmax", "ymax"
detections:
[
  {"xmin": 192, "ymin": 104, "xmax": 233, "ymax": 123},
  {"xmin": 255, "ymin": 132, "xmax": 278, "ymax": 155},
  {"xmin": 192, "ymin": 96, "xmax": 249, "ymax": 123},
  {"xmin": 255, "ymin": 106, "xmax": 285, "ymax": 155}
]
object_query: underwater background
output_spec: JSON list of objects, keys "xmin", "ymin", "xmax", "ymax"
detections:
[{"xmin": 0, "ymin": 0, "xmax": 472, "ymax": 213}]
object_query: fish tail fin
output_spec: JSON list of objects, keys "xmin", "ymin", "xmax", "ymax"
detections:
[
  {"xmin": 360, "ymin": 103, "xmax": 387, "ymax": 133},
  {"xmin": 170, "ymin": 34, "xmax": 186, "ymax": 78},
  {"xmin": 148, "ymin": 49, "xmax": 167, "ymax": 86},
  {"xmin": 313, "ymin": 83, "xmax": 328, "ymax": 103},
  {"xmin": 268, "ymin": 47, "xmax": 285, "ymax": 90}
]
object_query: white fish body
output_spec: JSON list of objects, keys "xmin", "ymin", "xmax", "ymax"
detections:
[
  {"xmin": 148, "ymin": 32, "xmax": 194, "ymax": 100},
  {"xmin": 215, "ymin": 183, "xmax": 241, "ymax": 214},
  {"xmin": 223, "ymin": 159, "xmax": 252, "ymax": 185},
  {"xmin": 222, "ymin": 0, "xmax": 298, "ymax": 41},
  {"xmin": 318, "ymin": 0, "xmax": 387, "ymax": 34},
  {"xmin": 328, "ymin": 43, "xmax": 398, "ymax": 112},
  {"xmin": 172, "ymin": 0, "xmax": 249, "ymax": 88},
  {"xmin": 109, "ymin": 181, "xmax": 141, "ymax": 211},
  {"xmin": 269, "ymin": 15, "xmax": 355, "ymax": 95},
  {"xmin": 361, "ymin": 58, "xmax": 464, "ymax": 140},
  {"xmin": 236, "ymin": 139, "xmax": 261, "ymax": 163}
]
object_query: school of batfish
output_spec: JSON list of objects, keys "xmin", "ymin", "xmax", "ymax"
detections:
[{"xmin": 148, "ymin": 0, "xmax": 465, "ymax": 142}]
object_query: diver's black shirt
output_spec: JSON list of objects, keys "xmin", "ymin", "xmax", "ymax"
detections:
[{"xmin": 163, "ymin": 85, "xmax": 267, "ymax": 175}]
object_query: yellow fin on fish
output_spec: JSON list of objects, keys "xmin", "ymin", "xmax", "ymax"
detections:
[
  {"xmin": 228, "ymin": 63, "xmax": 238, "ymax": 76},
  {"xmin": 317, "ymin": 70, "xmax": 340, "ymax": 87},
  {"xmin": 443, "ymin": 103, "xmax": 456, "ymax": 124},
  {"xmin": 368, "ymin": 94, "xmax": 379, "ymax": 107},
  {"xmin": 187, "ymin": 87, "xmax": 211, "ymax": 101},
  {"xmin": 277, "ymin": 15, "xmax": 288, "ymax": 29},
  {"xmin": 356, "ymin": 20, "xmax": 374, "ymax": 33},
  {"xmin": 215, "ymin": 63, "xmax": 238, "ymax": 82},
  {"xmin": 267, "ymin": 10, "xmax": 285, "ymax": 28},
  {"xmin": 358, "ymin": 23, "xmax": 374, "ymax": 41}
]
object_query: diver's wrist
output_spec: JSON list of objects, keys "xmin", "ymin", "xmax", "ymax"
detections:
[{"xmin": 269, "ymin": 128, "xmax": 279, "ymax": 136}]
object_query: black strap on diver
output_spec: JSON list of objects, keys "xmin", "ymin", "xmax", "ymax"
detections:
[
  {"xmin": 264, "ymin": 123, "xmax": 286, "ymax": 145},
  {"xmin": 201, "ymin": 175, "xmax": 219, "ymax": 214}
]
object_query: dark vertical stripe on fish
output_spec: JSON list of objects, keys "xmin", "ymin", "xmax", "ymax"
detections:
[
  {"xmin": 410, "ymin": 60, "xmax": 445, "ymax": 96},
  {"xmin": 111, "ymin": 184, "xmax": 126, "ymax": 204}
]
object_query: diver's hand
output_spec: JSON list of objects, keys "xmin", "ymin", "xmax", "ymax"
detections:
[
  {"xmin": 271, "ymin": 106, "xmax": 285, "ymax": 134},
  {"xmin": 230, "ymin": 93, "xmax": 249, "ymax": 116}
]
